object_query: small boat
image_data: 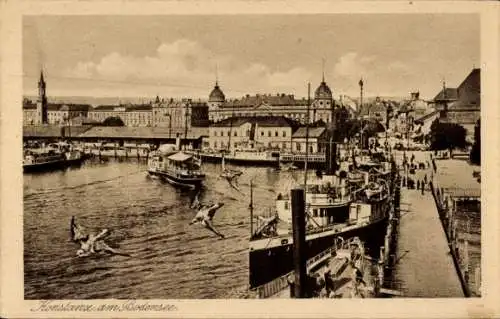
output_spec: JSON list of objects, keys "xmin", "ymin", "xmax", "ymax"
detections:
[{"xmin": 147, "ymin": 149, "xmax": 205, "ymax": 189}]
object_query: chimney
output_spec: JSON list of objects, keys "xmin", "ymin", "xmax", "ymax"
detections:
[{"xmin": 291, "ymin": 188, "xmax": 307, "ymax": 298}]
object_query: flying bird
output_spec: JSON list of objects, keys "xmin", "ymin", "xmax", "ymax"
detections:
[
  {"xmin": 70, "ymin": 216, "xmax": 130, "ymax": 257},
  {"xmin": 189, "ymin": 202, "xmax": 226, "ymax": 239}
]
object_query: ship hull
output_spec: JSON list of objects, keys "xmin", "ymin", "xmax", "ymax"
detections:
[
  {"xmin": 23, "ymin": 157, "xmax": 84, "ymax": 173},
  {"xmin": 147, "ymin": 170, "xmax": 204, "ymax": 189},
  {"xmin": 248, "ymin": 216, "xmax": 388, "ymax": 288}
]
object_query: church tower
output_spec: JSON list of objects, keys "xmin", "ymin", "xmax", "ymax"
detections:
[{"xmin": 36, "ymin": 70, "xmax": 48, "ymax": 124}]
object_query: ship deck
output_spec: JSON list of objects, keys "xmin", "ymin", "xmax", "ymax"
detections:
[{"xmin": 259, "ymin": 247, "xmax": 382, "ymax": 299}]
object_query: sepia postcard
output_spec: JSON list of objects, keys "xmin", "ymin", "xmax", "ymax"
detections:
[{"xmin": 1, "ymin": 1, "xmax": 499, "ymax": 318}]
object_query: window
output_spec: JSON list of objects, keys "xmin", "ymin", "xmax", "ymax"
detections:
[
  {"xmin": 275, "ymin": 131, "xmax": 278, "ymax": 137},
  {"xmin": 268, "ymin": 131, "xmax": 271, "ymax": 137},
  {"xmin": 296, "ymin": 142, "xmax": 301, "ymax": 151},
  {"xmin": 246, "ymin": 130, "xmax": 250, "ymax": 137},
  {"xmin": 214, "ymin": 141, "xmax": 218, "ymax": 148},
  {"xmin": 310, "ymin": 146, "xmax": 314, "ymax": 153},
  {"xmin": 282, "ymin": 142, "xmax": 286, "ymax": 149},
  {"xmin": 227, "ymin": 131, "xmax": 231, "ymax": 137},
  {"xmin": 234, "ymin": 131, "xmax": 237, "ymax": 136},
  {"xmin": 283, "ymin": 131, "xmax": 286, "ymax": 137},
  {"xmin": 284, "ymin": 201, "xmax": 289, "ymax": 210},
  {"xmin": 313, "ymin": 209, "xmax": 318, "ymax": 217},
  {"xmin": 268, "ymin": 142, "xmax": 272, "ymax": 147},
  {"xmin": 261, "ymin": 131, "xmax": 264, "ymax": 136}
]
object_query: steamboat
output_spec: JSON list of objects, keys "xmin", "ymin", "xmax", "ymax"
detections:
[
  {"xmin": 23, "ymin": 142, "xmax": 84, "ymax": 172},
  {"xmin": 248, "ymin": 136, "xmax": 396, "ymax": 288},
  {"xmin": 147, "ymin": 143, "xmax": 205, "ymax": 189}
]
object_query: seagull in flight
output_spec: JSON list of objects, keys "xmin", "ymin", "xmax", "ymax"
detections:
[
  {"xmin": 189, "ymin": 201, "xmax": 226, "ymax": 239},
  {"xmin": 70, "ymin": 216, "xmax": 130, "ymax": 257}
]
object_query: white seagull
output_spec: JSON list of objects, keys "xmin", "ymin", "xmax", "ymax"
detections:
[
  {"xmin": 70, "ymin": 216, "xmax": 130, "ymax": 257},
  {"xmin": 189, "ymin": 202, "xmax": 226, "ymax": 239}
]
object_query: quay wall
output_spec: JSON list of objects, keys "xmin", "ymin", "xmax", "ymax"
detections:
[{"xmin": 429, "ymin": 181, "xmax": 471, "ymax": 297}]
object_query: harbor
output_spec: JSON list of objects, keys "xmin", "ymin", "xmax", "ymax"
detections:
[{"xmin": 18, "ymin": 13, "xmax": 485, "ymax": 305}]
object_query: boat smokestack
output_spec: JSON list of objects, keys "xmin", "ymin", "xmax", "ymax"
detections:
[
  {"xmin": 291, "ymin": 188, "xmax": 307, "ymax": 298},
  {"xmin": 175, "ymin": 134, "xmax": 181, "ymax": 150},
  {"xmin": 325, "ymin": 110, "xmax": 338, "ymax": 175}
]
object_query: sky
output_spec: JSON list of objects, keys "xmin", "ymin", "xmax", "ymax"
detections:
[{"xmin": 23, "ymin": 14, "xmax": 479, "ymax": 100}]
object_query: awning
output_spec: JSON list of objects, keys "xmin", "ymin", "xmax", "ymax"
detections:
[{"xmin": 167, "ymin": 152, "xmax": 192, "ymax": 162}]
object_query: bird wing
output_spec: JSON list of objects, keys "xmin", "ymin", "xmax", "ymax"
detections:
[
  {"xmin": 70, "ymin": 216, "xmax": 88, "ymax": 242},
  {"xmin": 207, "ymin": 203, "xmax": 224, "ymax": 219},
  {"xmin": 203, "ymin": 219, "xmax": 225, "ymax": 238}
]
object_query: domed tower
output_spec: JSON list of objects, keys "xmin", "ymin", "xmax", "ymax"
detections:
[
  {"xmin": 209, "ymin": 81, "xmax": 225, "ymax": 105},
  {"xmin": 313, "ymin": 71, "xmax": 334, "ymax": 123},
  {"xmin": 208, "ymin": 80, "xmax": 226, "ymax": 122}
]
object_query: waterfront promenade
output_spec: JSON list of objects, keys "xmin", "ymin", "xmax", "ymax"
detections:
[{"xmin": 394, "ymin": 186, "xmax": 464, "ymax": 297}]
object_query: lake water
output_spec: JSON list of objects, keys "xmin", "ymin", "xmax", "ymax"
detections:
[{"xmin": 24, "ymin": 159, "xmax": 301, "ymax": 299}]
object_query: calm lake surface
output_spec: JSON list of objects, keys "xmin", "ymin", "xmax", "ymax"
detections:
[
  {"xmin": 24, "ymin": 159, "xmax": 300, "ymax": 299},
  {"xmin": 24, "ymin": 153, "xmax": 481, "ymax": 299}
]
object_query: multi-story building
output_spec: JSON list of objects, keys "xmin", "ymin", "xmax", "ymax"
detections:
[
  {"xmin": 88, "ymin": 104, "xmax": 152, "ymax": 127},
  {"xmin": 207, "ymin": 76, "xmax": 337, "ymax": 124},
  {"xmin": 291, "ymin": 127, "xmax": 327, "ymax": 153},
  {"xmin": 392, "ymin": 92, "xmax": 432, "ymax": 135},
  {"xmin": 23, "ymin": 71, "xmax": 91, "ymax": 125},
  {"xmin": 430, "ymin": 68, "xmax": 480, "ymax": 141},
  {"xmin": 205, "ymin": 116, "xmax": 299, "ymax": 151}
]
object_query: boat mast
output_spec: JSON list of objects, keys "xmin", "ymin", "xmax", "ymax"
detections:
[
  {"xmin": 249, "ymin": 179, "xmax": 254, "ymax": 238},
  {"xmin": 303, "ymin": 83, "xmax": 310, "ymax": 190},
  {"xmin": 227, "ymin": 109, "xmax": 234, "ymax": 153}
]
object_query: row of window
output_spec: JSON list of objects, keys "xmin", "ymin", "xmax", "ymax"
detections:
[{"xmin": 212, "ymin": 129, "xmax": 288, "ymax": 137}]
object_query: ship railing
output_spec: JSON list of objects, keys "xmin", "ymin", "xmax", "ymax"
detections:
[
  {"xmin": 280, "ymin": 152, "xmax": 326, "ymax": 162},
  {"xmin": 252, "ymin": 246, "xmax": 335, "ymax": 299}
]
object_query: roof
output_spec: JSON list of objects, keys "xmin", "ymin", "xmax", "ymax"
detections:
[
  {"xmin": 93, "ymin": 105, "xmax": 117, "ymax": 111},
  {"xmin": 23, "ymin": 125, "xmax": 63, "ymax": 137},
  {"xmin": 209, "ymin": 83, "xmax": 225, "ymax": 103},
  {"xmin": 77, "ymin": 126, "xmax": 208, "ymax": 139},
  {"xmin": 414, "ymin": 110, "xmax": 440, "ymax": 124},
  {"xmin": 167, "ymin": 152, "xmax": 192, "ymax": 162},
  {"xmin": 292, "ymin": 127, "xmax": 326, "ymax": 138},
  {"xmin": 211, "ymin": 116, "xmax": 299, "ymax": 128},
  {"xmin": 444, "ymin": 187, "xmax": 480, "ymax": 198},
  {"xmin": 314, "ymin": 81, "xmax": 333, "ymax": 100},
  {"xmin": 449, "ymin": 68, "xmax": 480, "ymax": 110},
  {"xmin": 59, "ymin": 104, "xmax": 91, "ymax": 112},
  {"xmin": 219, "ymin": 94, "xmax": 308, "ymax": 108},
  {"xmin": 433, "ymin": 88, "xmax": 459, "ymax": 101}
]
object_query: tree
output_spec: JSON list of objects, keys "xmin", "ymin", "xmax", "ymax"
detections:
[
  {"xmin": 102, "ymin": 116, "xmax": 125, "ymax": 126},
  {"xmin": 429, "ymin": 119, "xmax": 467, "ymax": 151},
  {"xmin": 470, "ymin": 119, "xmax": 480, "ymax": 165}
]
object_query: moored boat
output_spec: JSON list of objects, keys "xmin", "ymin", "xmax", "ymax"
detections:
[
  {"xmin": 251, "ymin": 237, "xmax": 382, "ymax": 298},
  {"xmin": 147, "ymin": 147, "xmax": 205, "ymax": 189},
  {"xmin": 23, "ymin": 142, "xmax": 84, "ymax": 172}
]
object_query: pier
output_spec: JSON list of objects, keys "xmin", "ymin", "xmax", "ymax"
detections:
[{"xmin": 394, "ymin": 185, "xmax": 464, "ymax": 297}]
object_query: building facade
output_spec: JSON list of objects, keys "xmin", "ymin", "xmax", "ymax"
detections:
[
  {"xmin": 205, "ymin": 116, "xmax": 299, "ymax": 151},
  {"xmin": 88, "ymin": 104, "xmax": 152, "ymax": 127},
  {"xmin": 207, "ymin": 77, "xmax": 336, "ymax": 124}
]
